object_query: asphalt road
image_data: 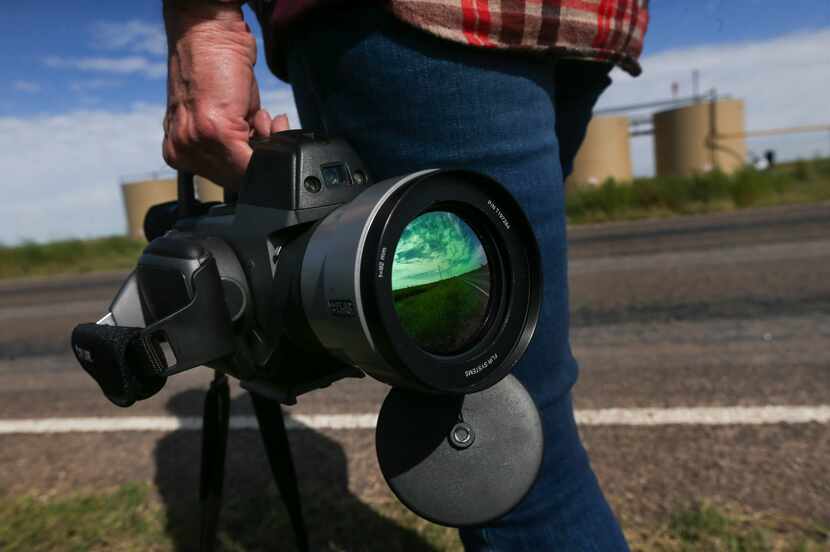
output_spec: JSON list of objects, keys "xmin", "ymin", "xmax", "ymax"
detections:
[{"xmin": 1, "ymin": 202, "xmax": 828, "ymax": 530}]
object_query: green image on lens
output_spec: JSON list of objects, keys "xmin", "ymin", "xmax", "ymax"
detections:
[{"xmin": 391, "ymin": 211, "xmax": 491, "ymax": 355}]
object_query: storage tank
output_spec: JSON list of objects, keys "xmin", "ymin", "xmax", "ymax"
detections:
[
  {"xmin": 567, "ymin": 115, "xmax": 633, "ymax": 188},
  {"xmin": 121, "ymin": 179, "xmax": 177, "ymax": 240},
  {"xmin": 653, "ymin": 99, "xmax": 747, "ymax": 177},
  {"xmin": 195, "ymin": 176, "xmax": 224, "ymax": 202}
]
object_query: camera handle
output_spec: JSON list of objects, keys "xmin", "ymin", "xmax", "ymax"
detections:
[{"xmin": 170, "ymin": 171, "xmax": 307, "ymax": 552}]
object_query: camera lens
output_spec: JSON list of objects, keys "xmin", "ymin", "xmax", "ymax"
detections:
[
  {"xmin": 391, "ymin": 211, "xmax": 491, "ymax": 356},
  {"xmin": 299, "ymin": 169, "xmax": 541, "ymax": 393}
]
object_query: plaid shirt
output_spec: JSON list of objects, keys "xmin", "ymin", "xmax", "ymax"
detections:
[{"xmin": 250, "ymin": 0, "xmax": 649, "ymax": 77}]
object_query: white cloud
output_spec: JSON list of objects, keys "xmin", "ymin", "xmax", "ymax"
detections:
[
  {"xmin": 597, "ymin": 28, "xmax": 830, "ymax": 175},
  {"xmin": 260, "ymin": 88, "xmax": 301, "ymax": 129},
  {"xmin": 45, "ymin": 55, "xmax": 167, "ymax": 79},
  {"xmin": 0, "ymin": 104, "xmax": 166, "ymax": 243},
  {"xmin": 12, "ymin": 80, "xmax": 41, "ymax": 94},
  {"xmin": 7, "ymin": 28, "xmax": 828, "ymax": 243},
  {"xmin": 39, "ymin": 20, "xmax": 166, "ymax": 84},
  {"xmin": 93, "ymin": 20, "xmax": 167, "ymax": 56},
  {"xmin": 0, "ymin": 86, "xmax": 300, "ymax": 244}
]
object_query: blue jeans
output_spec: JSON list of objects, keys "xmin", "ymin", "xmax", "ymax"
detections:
[{"xmin": 285, "ymin": 8, "xmax": 627, "ymax": 550}]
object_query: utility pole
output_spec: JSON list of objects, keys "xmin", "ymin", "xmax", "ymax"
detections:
[{"xmin": 692, "ymin": 69, "xmax": 700, "ymax": 101}]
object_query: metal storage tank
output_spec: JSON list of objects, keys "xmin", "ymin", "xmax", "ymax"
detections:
[
  {"xmin": 653, "ymin": 99, "xmax": 747, "ymax": 177},
  {"xmin": 567, "ymin": 115, "xmax": 633, "ymax": 188},
  {"xmin": 121, "ymin": 179, "xmax": 177, "ymax": 240},
  {"xmin": 195, "ymin": 176, "xmax": 224, "ymax": 202}
]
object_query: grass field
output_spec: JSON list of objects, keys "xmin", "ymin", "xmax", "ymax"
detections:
[
  {"xmin": 0, "ymin": 484, "xmax": 826, "ymax": 551},
  {"xmin": 566, "ymin": 158, "xmax": 830, "ymax": 224},
  {"xmin": 0, "ymin": 236, "xmax": 144, "ymax": 280},
  {"xmin": 0, "ymin": 159, "xmax": 828, "ymax": 281},
  {"xmin": 392, "ymin": 266, "xmax": 490, "ymax": 354}
]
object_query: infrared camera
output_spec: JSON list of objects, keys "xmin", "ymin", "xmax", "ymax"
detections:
[{"xmin": 71, "ymin": 131, "xmax": 544, "ymax": 529}]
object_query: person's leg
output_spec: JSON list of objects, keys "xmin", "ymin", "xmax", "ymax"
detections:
[
  {"xmin": 554, "ymin": 59, "xmax": 614, "ymax": 179},
  {"xmin": 284, "ymin": 8, "xmax": 627, "ymax": 550}
]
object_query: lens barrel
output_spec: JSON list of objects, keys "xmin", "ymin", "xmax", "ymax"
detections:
[{"xmin": 300, "ymin": 170, "xmax": 541, "ymax": 394}]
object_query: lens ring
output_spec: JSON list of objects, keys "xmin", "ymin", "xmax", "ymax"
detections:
[{"xmin": 358, "ymin": 170, "xmax": 542, "ymax": 394}]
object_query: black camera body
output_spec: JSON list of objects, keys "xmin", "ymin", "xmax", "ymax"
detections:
[
  {"xmin": 72, "ymin": 131, "xmax": 545, "ymax": 528},
  {"xmin": 86, "ymin": 131, "xmax": 372, "ymax": 405},
  {"xmin": 151, "ymin": 131, "xmax": 375, "ymax": 401}
]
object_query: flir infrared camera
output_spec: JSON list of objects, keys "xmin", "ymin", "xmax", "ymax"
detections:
[{"xmin": 71, "ymin": 131, "xmax": 544, "ymax": 538}]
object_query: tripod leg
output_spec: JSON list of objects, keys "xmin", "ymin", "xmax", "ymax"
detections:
[
  {"xmin": 250, "ymin": 392, "xmax": 310, "ymax": 552},
  {"xmin": 199, "ymin": 372, "xmax": 231, "ymax": 552}
]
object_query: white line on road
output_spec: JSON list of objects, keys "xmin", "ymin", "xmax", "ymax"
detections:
[
  {"xmin": 0, "ymin": 406, "xmax": 828, "ymax": 435},
  {"xmin": 574, "ymin": 406, "xmax": 830, "ymax": 426}
]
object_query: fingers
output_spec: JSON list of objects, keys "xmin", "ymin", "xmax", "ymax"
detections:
[
  {"xmin": 252, "ymin": 109, "xmax": 272, "ymax": 138},
  {"xmin": 163, "ymin": 108, "xmax": 251, "ymax": 190},
  {"xmin": 271, "ymin": 113, "xmax": 290, "ymax": 133},
  {"xmin": 161, "ymin": 107, "xmax": 291, "ymax": 191},
  {"xmin": 225, "ymin": 140, "xmax": 254, "ymax": 190}
]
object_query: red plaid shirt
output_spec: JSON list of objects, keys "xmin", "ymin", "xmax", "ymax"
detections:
[{"xmin": 251, "ymin": 0, "xmax": 649, "ymax": 77}]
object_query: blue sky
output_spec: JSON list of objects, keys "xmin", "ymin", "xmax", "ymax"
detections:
[
  {"xmin": 646, "ymin": 1, "xmax": 830, "ymax": 54},
  {"xmin": 1, "ymin": 1, "xmax": 829, "ymax": 242},
  {"xmin": 1, "ymin": 2, "xmax": 279, "ymax": 118}
]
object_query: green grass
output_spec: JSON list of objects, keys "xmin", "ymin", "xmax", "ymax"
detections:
[
  {"xmin": 0, "ymin": 236, "xmax": 144, "ymax": 280},
  {"xmin": 566, "ymin": 158, "xmax": 830, "ymax": 224},
  {"xmin": 0, "ymin": 483, "xmax": 168, "ymax": 552},
  {"xmin": 0, "ymin": 484, "xmax": 462, "ymax": 552},
  {"xmin": 392, "ymin": 267, "xmax": 489, "ymax": 354},
  {"xmin": 1, "ymin": 486, "xmax": 827, "ymax": 552},
  {"xmin": 629, "ymin": 502, "xmax": 830, "ymax": 552},
  {"xmin": 666, "ymin": 503, "xmax": 770, "ymax": 551},
  {"xmin": 2, "ymin": 159, "xmax": 829, "ymax": 281}
]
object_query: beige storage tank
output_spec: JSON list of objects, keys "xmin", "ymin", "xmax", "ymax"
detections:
[
  {"xmin": 567, "ymin": 115, "xmax": 633, "ymax": 188},
  {"xmin": 121, "ymin": 179, "xmax": 177, "ymax": 240},
  {"xmin": 195, "ymin": 176, "xmax": 225, "ymax": 203},
  {"xmin": 653, "ymin": 99, "xmax": 747, "ymax": 177}
]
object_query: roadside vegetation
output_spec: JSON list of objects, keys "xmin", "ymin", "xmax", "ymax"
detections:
[
  {"xmin": 566, "ymin": 157, "xmax": 830, "ymax": 224},
  {"xmin": 0, "ymin": 158, "xmax": 828, "ymax": 280},
  {"xmin": 392, "ymin": 267, "xmax": 489, "ymax": 353},
  {"xmin": 0, "ymin": 484, "xmax": 826, "ymax": 551},
  {"xmin": 627, "ymin": 502, "xmax": 829, "ymax": 552},
  {"xmin": 0, "ymin": 236, "xmax": 144, "ymax": 280}
]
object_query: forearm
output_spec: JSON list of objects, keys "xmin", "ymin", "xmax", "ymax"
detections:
[
  {"xmin": 163, "ymin": 0, "xmax": 245, "ymax": 20},
  {"xmin": 163, "ymin": 0, "xmax": 256, "ymax": 112},
  {"xmin": 162, "ymin": 0, "xmax": 286, "ymax": 189},
  {"xmin": 163, "ymin": 0, "xmax": 250, "ymax": 48}
]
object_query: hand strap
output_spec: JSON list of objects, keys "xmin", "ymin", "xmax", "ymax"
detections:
[
  {"xmin": 72, "ymin": 251, "xmax": 236, "ymax": 407},
  {"xmin": 71, "ymin": 323, "xmax": 167, "ymax": 407}
]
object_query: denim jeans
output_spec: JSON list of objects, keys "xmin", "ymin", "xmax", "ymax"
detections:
[{"xmin": 285, "ymin": 7, "xmax": 628, "ymax": 550}]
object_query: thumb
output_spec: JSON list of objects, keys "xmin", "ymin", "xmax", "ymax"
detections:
[{"xmin": 270, "ymin": 113, "xmax": 290, "ymax": 133}]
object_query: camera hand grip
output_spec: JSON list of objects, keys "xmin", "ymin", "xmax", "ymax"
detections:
[{"xmin": 71, "ymin": 323, "xmax": 167, "ymax": 407}]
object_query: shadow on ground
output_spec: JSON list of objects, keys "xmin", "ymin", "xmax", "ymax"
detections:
[{"xmin": 155, "ymin": 389, "xmax": 438, "ymax": 552}]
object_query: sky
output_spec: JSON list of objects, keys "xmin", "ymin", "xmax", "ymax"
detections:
[
  {"xmin": 391, "ymin": 212, "xmax": 487, "ymax": 291},
  {"xmin": 1, "ymin": 1, "xmax": 829, "ymax": 243}
]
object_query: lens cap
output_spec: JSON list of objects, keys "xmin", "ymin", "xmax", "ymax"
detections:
[{"xmin": 375, "ymin": 375, "xmax": 543, "ymax": 527}]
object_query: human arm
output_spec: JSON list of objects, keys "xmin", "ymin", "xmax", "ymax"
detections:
[{"xmin": 162, "ymin": 0, "xmax": 289, "ymax": 190}]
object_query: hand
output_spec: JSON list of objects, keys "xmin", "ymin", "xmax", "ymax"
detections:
[{"xmin": 162, "ymin": 2, "xmax": 290, "ymax": 190}]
